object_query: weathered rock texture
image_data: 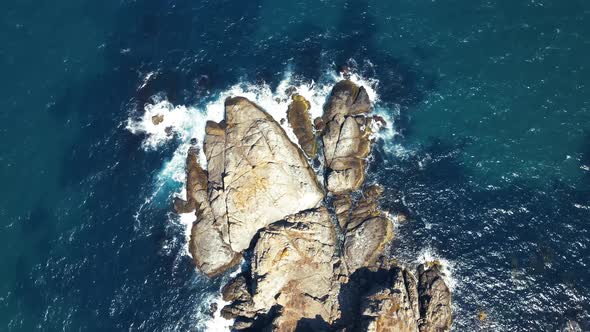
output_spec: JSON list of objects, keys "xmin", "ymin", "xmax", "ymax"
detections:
[
  {"xmin": 322, "ymin": 80, "xmax": 373, "ymax": 194},
  {"xmin": 174, "ymin": 80, "xmax": 452, "ymax": 331}
]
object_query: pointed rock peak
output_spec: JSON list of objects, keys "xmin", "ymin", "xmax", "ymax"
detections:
[
  {"xmin": 224, "ymin": 96, "xmax": 272, "ymax": 124},
  {"xmin": 323, "ymin": 80, "xmax": 372, "ymax": 120},
  {"xmin": 224, "ymin": 96, "xmax": 252, "ymax": 108}
]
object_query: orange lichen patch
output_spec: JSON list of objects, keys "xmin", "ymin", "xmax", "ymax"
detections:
[
  {"xmin": 232, "ymin": 169, "xmax": 270, "ymax": 210},
  {"xmin": 272, "ymin": 247, "xmax": 291, "ymax": 267}
]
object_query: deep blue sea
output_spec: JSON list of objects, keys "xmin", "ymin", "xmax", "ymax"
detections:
[{"xmin": 1, "ymin": 0, "xmax": 589, "ymax": 331}]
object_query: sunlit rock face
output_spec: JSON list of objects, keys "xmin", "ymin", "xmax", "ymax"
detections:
[
  {"xmin": 174, "ymin": 80, "xmax": 452, "ymax": 331},
  {"xmin": 215, "ymin": 96, "xmax": 324, "ymax": 253}
]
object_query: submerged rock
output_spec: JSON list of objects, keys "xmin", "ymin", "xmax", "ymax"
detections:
[{"xmin": 172, "ymin": 80, "xmax": 452, "ymax": 331}]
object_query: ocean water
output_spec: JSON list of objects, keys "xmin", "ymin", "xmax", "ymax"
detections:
[{"xmin": 1, "ymin": 0, "xmax": 589, "ymax": 331}]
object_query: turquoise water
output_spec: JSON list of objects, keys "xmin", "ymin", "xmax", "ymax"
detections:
[{"xmin": 1, "ymin": 0, "xmax": 589, "ymax": 330}]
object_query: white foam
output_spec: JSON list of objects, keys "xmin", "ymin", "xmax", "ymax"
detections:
[
  {"xmin": 203, "ymin": 296, "xmax": 234, "ymax": 332},
  {"xmin": 125, "ymin": 95, "xmax": 224, "ymax": 168},
  {"xmin": 178, "ymin": 211, "xmax": 196, "ymax": 256},
  {"xmin": 203, "ymin": 266, "xmax": 243, "ymax": 332},
  {"xmin": 126, "ymin": 68, "xmax": 384, "ymax": 188},
  {"xmin": 415, "ymin": 249, "xmax": 458, "ymax": 291}
]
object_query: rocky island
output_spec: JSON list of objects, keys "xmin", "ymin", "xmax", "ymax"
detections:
[{"xmin": 173, "ymin": 80, "xmax": 452, "ymax": 331}]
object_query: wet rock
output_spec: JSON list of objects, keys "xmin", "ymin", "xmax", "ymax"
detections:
[
  {"xmin": 208, "ymin": 302, "xmax": 218, "ymax": 318},
  {"xmin": 221, "ymin": 275, "xmax": 251, "ymax": 303},
  {"xmin": 417, "ymin": 264, "xmax": 452, "ymax": 332},
  {"xmin": 164, "ymin": 126, "xmax": 174, "ymax": 136},
  {"xmin": 151, "ymin": 114, "xmax": 164, "ymax": 125},
  {"xmin": 219, "ymin": 276, "xmax": 256, "ymax": 321},
  {"xmin": 373, "ymin": 115, "xmax": 387, "ymax": 127},
  {"xmin": 314, "ymin": 116, "xmax": 326, "ymax": 134},
  {"xmin": 287, "ymin": 94, "xmax": 317, "ymax": 157},
  {"xmin": 338, "ymin": 65, "xmax": 352, "ymax": 79}
]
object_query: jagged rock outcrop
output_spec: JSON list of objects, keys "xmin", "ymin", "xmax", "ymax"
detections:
[
  {"xmin": 321, "ymin": 80, "xmax": 373, "ymax": 194},
  {"xmin": 173, "ymin": 80, "xmax": 452, "ymax": 331},
  {"xmin": 417, "ymin": 264, "xmax": 453, "ymax": 332},
  {"xmin": 352, "ymin": 265, "xmax": 451, "ymax": 332},
  {"xmin": 337, "ymin": 185, "xmax": 394, "ymax": 273},
  {"xmin": 174, "ymin": 147, "xmax": 240, "ymax": 277},
  {"xmin": 359, "ymin": 268, "xmax": 420, "ymax": 332},
  {"xmin": 177, "ymin": 96, "xmax": 325, "ymax": 277},
  {"xmin": 287, "ymin": 94, "xmax": 317, "ymax": 158},
  {"xmin": 253, "ymin": 208, "xmax": 340, "ymax": 330}
]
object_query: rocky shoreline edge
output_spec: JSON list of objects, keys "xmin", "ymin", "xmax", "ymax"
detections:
[{"xmin": 172, "ymin": 80, "xmax": 452, "ymax": 331}]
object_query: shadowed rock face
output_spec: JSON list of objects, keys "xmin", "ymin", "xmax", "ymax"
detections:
[
  {"xmin": 173, "ymin": 80, "xmax": 452, "ymax": 331},
  {"xmin": 417, "ymin": 264, "xmax": 453, "ymax": 332}
]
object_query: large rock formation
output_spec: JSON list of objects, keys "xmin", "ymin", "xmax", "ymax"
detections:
[
  {"xmin": 215, "ymin": 97, "xmax": 324, "ymax": 252},
  {"xmin": 174, "ymin": 80, "xmax": 452, "ymax": 331}
]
